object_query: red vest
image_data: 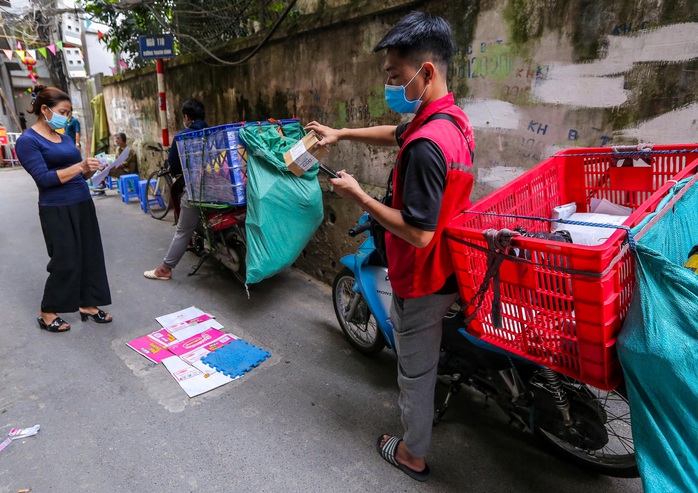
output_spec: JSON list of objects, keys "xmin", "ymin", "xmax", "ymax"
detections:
[{"xmin": 386, "ymin": 94, "xmax": 475, "ymax": 299}]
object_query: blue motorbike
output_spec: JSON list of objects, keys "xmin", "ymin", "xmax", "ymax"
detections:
[{"xmin": 331, "ymin": 213, "xmax": 639, "ymax": 478}]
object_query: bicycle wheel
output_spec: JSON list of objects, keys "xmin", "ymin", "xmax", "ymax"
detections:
[{"xmin": 146, "ymin": 170, "xmax": 171, "ymax": 220}]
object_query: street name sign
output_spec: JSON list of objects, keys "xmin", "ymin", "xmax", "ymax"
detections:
[{"xmin": 139, "ymin": 35, "xmax": 174, "ymax": 60}]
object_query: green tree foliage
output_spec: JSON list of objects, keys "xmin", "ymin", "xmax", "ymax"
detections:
[
  {"xmin": 79, "ymin": 0, "xmax": 174, "ymax": 68},
  {"xmin": 80, "ymin": 0, "xmax": 294, "ymax": 68}
]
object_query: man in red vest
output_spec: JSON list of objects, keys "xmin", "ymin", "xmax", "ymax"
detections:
[{"xmin": 306, "ymin": 11, "xmax": 475, "ymax": 482}]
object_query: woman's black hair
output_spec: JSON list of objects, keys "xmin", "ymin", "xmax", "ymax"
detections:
[
  {"xmin": 182, "ymin": 99, "xmax": 205, "ymax": 121},
  {"xmin": 28, "ymin": 85, "xmax": 71, "ymax": 116},
  {"xmin": 115, "ymin": 132, "xmax": 127, "ymax": 142},
  {"xmin": 373, "ymin": 11, "xmax": 455, "ymax": 70}
]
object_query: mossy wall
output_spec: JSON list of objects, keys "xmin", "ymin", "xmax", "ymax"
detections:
[{"xmin": 103, "ymin": 0, "xmax": 698, "ymax": 285}]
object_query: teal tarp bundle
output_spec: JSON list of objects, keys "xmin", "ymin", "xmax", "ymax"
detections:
[
  {"xmin": 617, "ymin": 177, "xmax": 698, "ymax": 492},
  {"xmin": 238, "ymin": 122, "xmax": 323, "ymax": 285}
]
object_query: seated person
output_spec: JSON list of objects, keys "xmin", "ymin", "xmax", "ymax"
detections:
[
  {"xmin": 92, "ymin": 133, "xmax": 138, "ymax": 195},
  {"xmin": 109, "ymin": 132, "xmax": 138, "ymax": 179}
]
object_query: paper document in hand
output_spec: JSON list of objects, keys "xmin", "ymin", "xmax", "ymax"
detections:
[
  {"xmin": 162, "ymin": 356, "xmax": 235, "ymax": 398},
  {"xmin": 91, "ymin": 146, "xmax": 131, "ymax": 185}
]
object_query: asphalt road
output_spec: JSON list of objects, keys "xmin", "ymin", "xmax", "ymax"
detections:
[{"xmin": 0, "ymin": 168, "xmax": 642, "ymax": 493}]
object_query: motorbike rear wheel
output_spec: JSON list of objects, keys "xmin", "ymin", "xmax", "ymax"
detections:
[
  {"xmin": 223, "ymin": 227, "xmax": 247, "ymax": 284},
  {"xmin": 533, "ymin": 376, "xmax": 639, "ymax": 478},
  {"xmin": 332, "ymin": 268, "xmax": 385, "ymax": 354}
]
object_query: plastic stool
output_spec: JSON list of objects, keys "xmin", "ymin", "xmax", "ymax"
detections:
[
  {"xmin": 119, "ymin": 174, "xmax": 140, "ymax": 203},
  {"xmin": 106, "ymin": 176, "xmax": 117, "ymax": 190},
  {"xmin": 138, "ymin": 179, "xmax": 165, "ymax": 213}
]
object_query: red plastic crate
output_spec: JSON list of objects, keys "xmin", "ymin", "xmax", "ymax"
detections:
[{"xmin": 445, "ymin": 144, "xmax": 698, "ymax": 390}]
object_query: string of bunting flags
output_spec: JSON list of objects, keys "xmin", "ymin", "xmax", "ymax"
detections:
[
  {"xmin": 2, "ymin": 40, "xmax": 70, "ymax": 63},
  {"xmin": 2, "ymin": 39, "xmax": 87, "ymax": 91},
  {"xmin": 3, "ymin": 19, "xmax": 119, "ymax": 90}
]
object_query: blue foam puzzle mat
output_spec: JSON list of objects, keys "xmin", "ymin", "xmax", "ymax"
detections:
[{"xmin": 201, "ymin": 339, "xmax": 271, "ymax": 379}]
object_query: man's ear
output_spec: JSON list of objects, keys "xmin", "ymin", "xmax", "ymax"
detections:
[{"xmin": 422, "ymin": 62, "xmax": 437, "ymax": 83}]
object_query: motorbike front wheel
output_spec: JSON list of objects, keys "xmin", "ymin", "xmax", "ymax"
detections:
[
  {"xmin": 533, "ymin": 375, "xmax": 639, "ymax": 478},
  {"xmin": 332, "ymin": 268, "xmax": 385, "ymax": 354}
]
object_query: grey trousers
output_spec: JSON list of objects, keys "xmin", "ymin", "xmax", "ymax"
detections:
[
  {"xmin": 163, "ymin": 190, "xmax": 200, "ymax": 269},
  {"xmin": 390, "ymin": 291, "xmax": 459, "ymax": 458}
]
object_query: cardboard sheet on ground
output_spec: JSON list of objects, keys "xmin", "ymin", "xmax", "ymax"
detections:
[
  {"xmin": 91, "ymin": 146, "xmax": 131, "ymax": 185},
  {"xmin": 156, "ymin": 306, "xmax": 209, "ymax": 328},
  {"xmin": 161, "ymin": 356, "xmax": 234, "ymax": 397},
  {"xmin": 170, "ymin": 320, "xmax": 224, "ymax": 341},
  {"xmin": 127, "ymin": 328, "xmax": 178, "ymax": 363},
  {"xmin": 163, "ymin": 327, "xmax": 238, "ymax": 397},
  {"xmin": 167, "ymin": 328, "xmax": 236, "ymax": 365}
]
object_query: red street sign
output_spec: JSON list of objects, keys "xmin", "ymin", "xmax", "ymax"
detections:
[{"xmin": 0, "ymin": 127, "xmax": 8, "ymax": 146}]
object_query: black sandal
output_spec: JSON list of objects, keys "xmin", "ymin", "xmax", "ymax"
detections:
[
  {"xmin": 37, "ymin": 316, "xmax": 71, "ymax": 333},
  {"xmin": 79, "ymin": 309, "xmax": 112, "ymax": 324}
]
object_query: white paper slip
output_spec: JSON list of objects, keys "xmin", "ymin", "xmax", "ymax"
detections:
[
  {"xmin": 289, "ymin": 140, "xmax": 317, "ymax": 171},
  {"xmin": 91, "ymin": 146, "xmax": 131, "ymax": 185}
]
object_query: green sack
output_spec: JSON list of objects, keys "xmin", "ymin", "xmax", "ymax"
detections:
[
  {"xmin": 238, "ymin": 122, "xmax": 323, "ymax": 285},
  {"xmin": 617, "ymin": 177, "xmax": 698, "ymax": 492}
]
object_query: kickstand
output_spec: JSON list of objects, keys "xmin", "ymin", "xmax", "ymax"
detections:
[
  {"xmin": 188, "ymin": 255, "xmax": 209, "ymax": 276},
  {"xmin": 433, "ymin": 375, "xmax": 461, "ymax": 425}
]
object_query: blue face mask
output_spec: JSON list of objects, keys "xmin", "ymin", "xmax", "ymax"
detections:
[
  {"xmin": 385, "ymin": 65, "xmax": 429, "ymax": 114},
  {"xmin": 45, "ymin": 108, "xmax": 69, "ymax": 130}
]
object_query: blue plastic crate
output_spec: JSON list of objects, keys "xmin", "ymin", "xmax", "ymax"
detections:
[
  {"xmin": 176, "ymin": 123, "xmax": 247, "ymax": 205},
  {"xmin": 175, "ymin": 119, "xmax": 301, "ymax": 206}
]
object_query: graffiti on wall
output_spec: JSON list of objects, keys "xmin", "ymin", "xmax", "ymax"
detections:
[
  {"xmin": 109, "ymin": 95, "xmax": 146, "ymax": 142},
  {"xmin": 449, "ymin": 42, "xmax": 515, "ymax": 81},
  {"xmin": 459, "ymin": 19, "xmax": 698, "ymax": 180}
]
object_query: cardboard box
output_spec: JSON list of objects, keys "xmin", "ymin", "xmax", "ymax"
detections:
[{"xmin": 283, "ymin": 130, "xmax": 329, "ymax": 177}]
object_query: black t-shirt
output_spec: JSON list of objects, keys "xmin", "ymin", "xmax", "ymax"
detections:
[
  {"xmin": 395, "ymin": 122, "xmax": 447, "ymax": 232},
  {"xmin": 394, "ymin": 123, "xmax": 458, "ymax": 295}
]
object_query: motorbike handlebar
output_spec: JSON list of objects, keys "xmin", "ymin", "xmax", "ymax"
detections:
[{"xmin": 348, "ymin": 222, "xmax": 371, "ymax": 237}]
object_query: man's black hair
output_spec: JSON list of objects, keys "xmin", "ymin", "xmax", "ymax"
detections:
[
  {"xmin": 182, "ymin": 99, "xmax": 205, "ymax": 121},
  {"xmin": 115, "ymin": 132, "xmax": 127, "ymax": 142},
  {"xmin": 373, "ymin": 11, "xmax": 455, "ymax": 69}
]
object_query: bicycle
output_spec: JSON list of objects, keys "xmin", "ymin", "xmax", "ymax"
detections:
[{"xmin": 144, "ymin": 145, "xmax": 183, "ymax": 221}]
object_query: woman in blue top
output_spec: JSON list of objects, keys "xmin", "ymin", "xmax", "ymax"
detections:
[{"xmin": 16, "ymin": 85, "xmax": 112, "ymax": 333}]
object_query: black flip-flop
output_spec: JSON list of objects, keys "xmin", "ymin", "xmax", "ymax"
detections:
[
  {"xmin": 376, "ymin": 435, "xmax": 431, "ymax": 482},
  {"xmin": 37, "ymin": 316, "xmax": 71, "ymax": 333}
]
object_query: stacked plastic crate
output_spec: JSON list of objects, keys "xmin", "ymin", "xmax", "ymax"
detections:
[{"xmin": 175, "ymin": 124, "xmax": 248, "ymax": 206}]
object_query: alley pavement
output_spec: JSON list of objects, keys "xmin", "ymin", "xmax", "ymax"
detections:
[{"xmin": 0, "ymin": 168, "xmax": 642, "ymax": 493}]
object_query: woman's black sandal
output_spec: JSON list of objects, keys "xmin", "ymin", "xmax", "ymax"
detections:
[
  {"xmin": 80, "ymin": 309, "xmax": 112, "ymax": 324},
  {"xmin": 37, "ymin": 316, "xmax": 71, "ymax": 333}
]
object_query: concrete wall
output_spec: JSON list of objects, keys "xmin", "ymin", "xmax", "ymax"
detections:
[{"xmin": 102, "ymin": 0, "xmax": 698, "ymax": 284}]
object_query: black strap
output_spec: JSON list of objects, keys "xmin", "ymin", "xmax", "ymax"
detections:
[{"xmin": 424, "ymin": 113, "xmax": 475, "ymax": 163}]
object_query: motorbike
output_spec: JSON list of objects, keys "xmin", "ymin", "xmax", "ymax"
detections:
[
  {"xmin": 188, "ymin": 205, "xmax": 248, "ymax": 284},
  {"xmin": 331, "ymin": 213, "xmax": 639, "ymax": 478}
]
